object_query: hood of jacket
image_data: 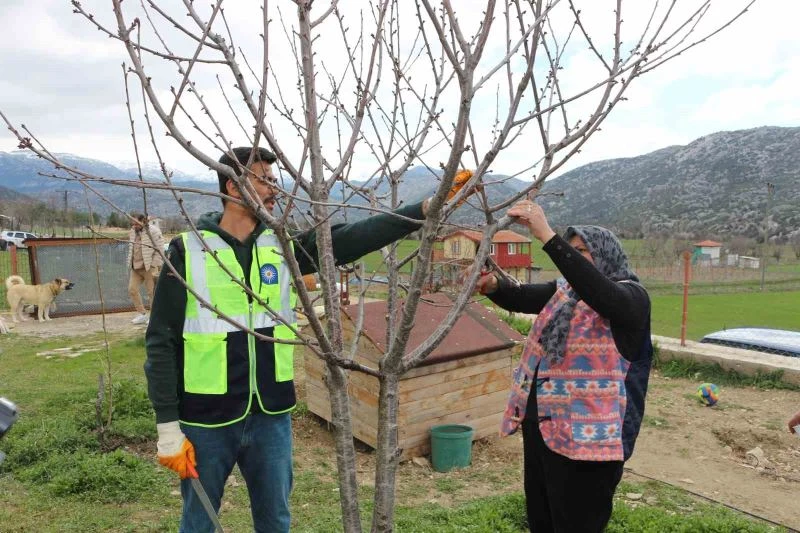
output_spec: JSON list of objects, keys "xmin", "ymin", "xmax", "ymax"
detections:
[{"xmin": 195, "ymin": 212, "xmax": 267, "ymax": 244}]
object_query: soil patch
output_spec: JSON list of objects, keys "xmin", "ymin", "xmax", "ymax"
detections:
[{"xmin": 0, "ymin": 310, "xmax": 146, "ymax": 338}]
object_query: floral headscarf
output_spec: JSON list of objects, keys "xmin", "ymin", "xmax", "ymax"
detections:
[{"xmin": 537, "ymin": 225, "xmax": 638, "ymax": 365}]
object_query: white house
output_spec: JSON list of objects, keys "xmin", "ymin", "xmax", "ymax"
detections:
[
  {"xmin": 738, "ymin": 255, "xmax": 760, "ymax": 269},
  {"xmin": 693, "ymin": 240, "xmax": 722, "ymax": 266}
]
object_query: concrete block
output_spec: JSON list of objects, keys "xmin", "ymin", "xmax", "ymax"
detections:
[{"xmin": 652, "ymin": 335, "xmax": 800, "ymax": 386}]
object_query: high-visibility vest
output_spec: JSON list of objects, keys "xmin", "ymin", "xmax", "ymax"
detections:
[{"xmin": 179, "ymin": 229, "xmax": 297, "ymax": 426}]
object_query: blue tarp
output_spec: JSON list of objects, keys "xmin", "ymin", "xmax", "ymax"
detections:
[{"xmin": 700, "ymin": 328, "xmax": 800, "ymax": 357}]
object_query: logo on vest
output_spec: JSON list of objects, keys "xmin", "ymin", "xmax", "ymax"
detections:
[{"xmin": 259, "ymin": 264, "xmax": 279, "ymax": 285}]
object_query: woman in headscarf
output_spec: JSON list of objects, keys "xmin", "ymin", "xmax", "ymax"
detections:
[{"xmin": 477, "ymin": 199, "xmax": 653, "ymax": 532}]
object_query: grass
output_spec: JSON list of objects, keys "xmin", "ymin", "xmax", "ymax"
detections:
[
  {"xmin": 652, "ymin": 349, "xmax": 799, "ymax": 391},
  {"xmin": 358, "ymin": 239, "xmax": 561, "ymax": 274},
  {"xmin": 606, "ymin": 480, "xmax": 783, "ymax": 532},
  {"xmin": 649, "ymin": 291, "xmax": 800, "ymax": 340},
  {"xmin": 493, "ymin": 309, "xmax": 533, "ymax": 336},
  {"xmin": 362, "ymin": 239, "xmax": 799, "ymax": 344},
  {"xmin": 361, "ymin": 238, "xmax": 799, "ymax": 281},
  {"xmin": 491, "ymin": 287, "xmax": 799, "ymax": 342},
  {"xmin": 0, "ymin": 249, "xmax": 33, "ymax": 306},
  {"xmin": 360, "ymin": 239, "xmax": 421, "ymax": 274},
  {"xmin": 0, "ymin": 331, "xmax": 792, "ymax": 531}
]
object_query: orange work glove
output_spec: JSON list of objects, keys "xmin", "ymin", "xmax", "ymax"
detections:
[
  {"xmin": 447, "ymin": 170, "xmax": 472, "ymax": 205},
  {"xmin": 446, "ymin": 169, "xmax": 482, "ymax": 206},
  {"xmin": 156, "ymin": 421, "xmax": 197, "ymax": 479}
]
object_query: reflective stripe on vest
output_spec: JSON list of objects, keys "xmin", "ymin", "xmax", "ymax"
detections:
[
  {"xmin": 183, "ymin": 232, "xmax": 296, "ymax": 330},
  {"xmin": 181, "ymin": 230, "xmax": 297, "ymax": 406}
]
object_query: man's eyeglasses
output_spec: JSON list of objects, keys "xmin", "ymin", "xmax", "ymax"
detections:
[{"xmin": 252, "ymin": 174, "xmax": 278, "ymax": 186}]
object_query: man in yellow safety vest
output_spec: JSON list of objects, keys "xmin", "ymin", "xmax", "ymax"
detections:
[{"xmin": 144, "ymin": 147, "xmax": 477, "ymax": 532}]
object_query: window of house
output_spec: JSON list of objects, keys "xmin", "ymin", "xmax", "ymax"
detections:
[
  {"xmin": 507, "ymin": 243, "xmax": 516, "ymax": 255},
  {"xmin": 450, "ymin": 240, "xmax": 460, "ymax": 255},
  {"xmin": 489, "ymin": 243, "xmax": 496, "ymax": 255}
]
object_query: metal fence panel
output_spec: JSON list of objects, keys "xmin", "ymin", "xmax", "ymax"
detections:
[{"xmin": 27, "ymin": 238, "xmax": 137, "ymax": 316}]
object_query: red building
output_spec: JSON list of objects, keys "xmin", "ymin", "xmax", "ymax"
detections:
[{"xmin": 431, "ymin": 229, "xmax": 534, "ymax": 286}]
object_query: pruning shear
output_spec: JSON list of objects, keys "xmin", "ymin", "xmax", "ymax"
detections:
[
  {"xmin": 480, "ymin": 258, "xmax": 495, "ymax": 277},
  {"xmin": 187, "ymin": 463, "xmax": 224, "ymax": 532}
]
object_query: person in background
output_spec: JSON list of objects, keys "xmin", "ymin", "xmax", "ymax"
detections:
[
  {"xmin": 144, "ymin": 146, "xmax": 479, "ymax": 532},
  {"xmin": 477, "ymin": 199, "xmax": 653, "ymax": 532},
  {"xmin": 127, "ymin": 213, "xmax": 165, "ymax": 325}
]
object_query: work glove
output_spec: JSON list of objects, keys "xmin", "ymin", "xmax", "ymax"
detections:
[
  {"xmin": 446, "ymin": 169, "xmax": 482, "ymax": 206},
  {"xmin": 156, "ymin": 421, "xmax": 197, "ymax": 479}
]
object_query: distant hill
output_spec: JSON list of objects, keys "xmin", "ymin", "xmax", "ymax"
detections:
[
  {"xmin": 537, "ymin": 126, "xmax": 800, "ymax": 239},
  {"xmin": 0, "ymin": 183, "xmax": 30, "ymax": 201},
  {"xmin": 0, "ymin": 151, "xmax": 220, "ymax": 216},
  {"xmin": 1, "ymin": 125, "xmax": 798, "ymax": 238}
]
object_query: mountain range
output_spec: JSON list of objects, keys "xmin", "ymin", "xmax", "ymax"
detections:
[
  {"xmin": 537, "ymin": 126, "xmax": 800, "ymax": 238},
  {"xmin": 1, "ymin": 125, "xmax": 797, "ymax": 238}
]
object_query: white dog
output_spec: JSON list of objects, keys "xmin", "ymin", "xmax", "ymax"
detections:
[{"xmin": 5, "ymin": 275, "xmax": 75, "ymax": 322}]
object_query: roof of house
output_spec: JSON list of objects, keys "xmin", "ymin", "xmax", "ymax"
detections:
[
  {"xmin": 694, "ymin": 240, "xmax": 722, "ymax": 247},
  {"xmin": 341, "ymin": 292, "xmax": 523, "ymax": 367},
  {"xmin": 441, "ymin": 229, "xmax": 531, "ymax": 244}
]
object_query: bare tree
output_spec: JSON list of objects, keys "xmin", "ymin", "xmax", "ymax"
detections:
[{"xmin": 2, "ymin": 1, "xmax": 754, "ymax": 530}]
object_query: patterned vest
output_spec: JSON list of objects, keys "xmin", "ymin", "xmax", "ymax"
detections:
[
  {"xmin": 179, "ymin": 230, "xmax": 297, "ymax": 427},
  {"xmin": 501, "ymin": 279, "xmax": 630, "ymax": 461}
]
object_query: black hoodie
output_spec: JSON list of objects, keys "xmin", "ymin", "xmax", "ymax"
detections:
[{"xmin": 144, "ymin": 202, "xmax": 425, "ymax": 423}]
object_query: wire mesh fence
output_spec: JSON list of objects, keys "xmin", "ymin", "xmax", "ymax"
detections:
[
  {"xmin": 2, "ymin": 239, "xmax": 798, "ymax": 315},
  {"xmin": 1, "ymin": 239, "xmax": 140, "ymax": 315},
  {"xmin": 629, "ymin": 257, "xmax": 800, "ymax": 293}
]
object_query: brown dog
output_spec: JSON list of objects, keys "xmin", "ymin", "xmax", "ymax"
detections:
[{"xmin": 5, "ymin": 275, "xmax": 75, "ymax": 322}]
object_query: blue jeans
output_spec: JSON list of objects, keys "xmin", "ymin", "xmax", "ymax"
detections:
[{"xmin": 179, "ymin": 412, "xmax": 293, "ymax": 533}]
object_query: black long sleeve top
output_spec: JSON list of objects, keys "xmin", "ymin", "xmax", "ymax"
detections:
[
  {"xmin": 487, "ymin": 234, "xmax": 650, "ymax": 362},
  {"xmin": 144, "ymin": 202, "xmax": 426, "ymax": 423}
]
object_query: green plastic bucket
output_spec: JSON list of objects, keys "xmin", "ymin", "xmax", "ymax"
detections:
[{"xmin": 430, "ymin": 424, "xmax": 474, "ymax": 473}]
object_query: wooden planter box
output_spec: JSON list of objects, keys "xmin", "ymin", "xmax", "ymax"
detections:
[{"xmin": 304, "ymin": 293, "xmax": 523, "ymax": 459}]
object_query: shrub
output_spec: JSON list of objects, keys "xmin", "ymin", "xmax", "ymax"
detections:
[
  {"xmin": 46, "ymin": 449, "xmax": 165, "ymax": 503},
  {"xmin": 112, "ymin": 378, "xmax": 154, "ymax": 419},
  {"xmin": 498, "ymin": 312, "xmax": 532, "ymax": 336},
  {"xmin": 0, "ymin": 417, "xmax": 98, "ymax": 471}
]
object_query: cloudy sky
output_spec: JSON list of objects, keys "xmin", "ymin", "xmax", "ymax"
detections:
[{"xmin": 0, "ymin": 0, "xmax": 796, "ymax": 183}]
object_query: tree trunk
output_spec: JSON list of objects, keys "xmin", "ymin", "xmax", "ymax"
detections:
[
  {"xmin": 370, "ymin": 372, "xmax": 401, "ymax": 532},
  {"xmin": 325, "ymin": 363, "xmax": 363, "ymax": 533}
]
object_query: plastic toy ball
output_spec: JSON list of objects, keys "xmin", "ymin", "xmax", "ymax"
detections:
[{"xmin": 696, "ymin": 382, "xmax": 720, "ymax": 406}]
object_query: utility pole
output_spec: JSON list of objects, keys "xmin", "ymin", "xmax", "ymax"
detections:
[
  {"xmin": 760, "ymin": 182, "xmax": 775, "ymax": 291},
  {"xmin": 55, "ymin": 189, "xmax": 76, "ymax": 237}
]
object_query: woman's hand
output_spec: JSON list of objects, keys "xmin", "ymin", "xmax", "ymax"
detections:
[
  {"xmin": 475, "ymin": 273, "xmax": 499, "ymax": 295},
  {"xmin": 507, "ymin": 200, "xmax": 556, "ymax": 244},
  {"xmin": 789, "ymin": 410, "xmax": 800, "ymax": 434}
]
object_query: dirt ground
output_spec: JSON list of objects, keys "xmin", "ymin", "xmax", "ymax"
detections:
[
  {"xmin": 0, "ymin": 310, "xmax": 147, "ymax": 338},
  {"xmin": 293, "ymin": 364, "xmax": 800, "ymax": 530},
  {"xmin": 6, "ymin": 312, "xmax": 800, "ymax": 529}
]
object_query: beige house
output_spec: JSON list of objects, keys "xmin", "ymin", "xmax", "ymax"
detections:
[{"xmin": 434, "ymin": 229, "xmax": 534, "ymax": 284}]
